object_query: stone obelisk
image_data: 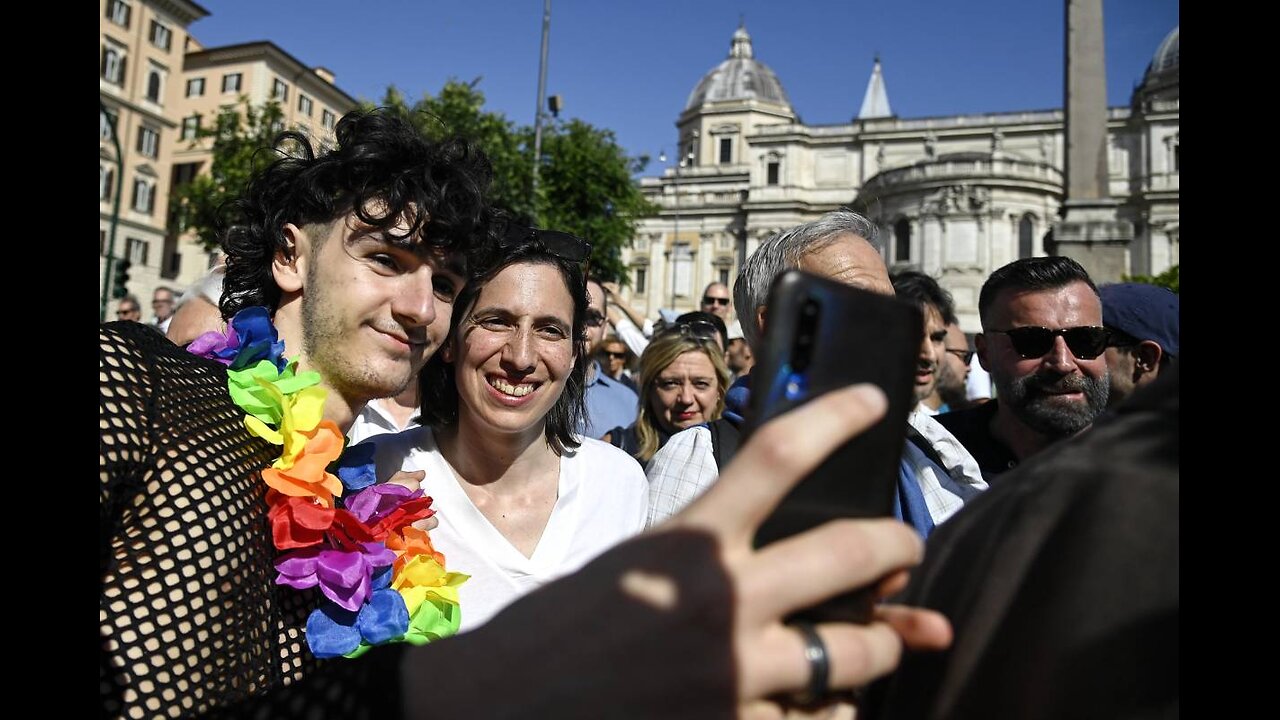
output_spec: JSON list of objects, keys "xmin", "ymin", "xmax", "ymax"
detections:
[{"xmin": 1052, "ymin": 0, "xmax": 1132, "ymax": 282}]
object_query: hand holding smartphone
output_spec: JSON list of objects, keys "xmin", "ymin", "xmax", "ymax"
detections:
[{"xmin": 746, "ymin": 270, "xmax": 922, "ymax": 624}]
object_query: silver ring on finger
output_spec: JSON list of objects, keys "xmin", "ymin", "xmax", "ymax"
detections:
[{"xmin": 788, "ymin": 621, "xmax": 830, "ymax": 705}]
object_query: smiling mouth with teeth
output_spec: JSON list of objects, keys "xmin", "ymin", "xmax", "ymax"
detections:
[{"xmin": 488, "ymin": 375, "xmax": 538, "ymax": 397}]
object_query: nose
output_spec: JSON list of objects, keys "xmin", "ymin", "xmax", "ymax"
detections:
[
  {"xmin": 502, "ymin": 325, "xmax": 536, "ymax": 373},
  {"xmin": 676, "ymin": 382, "xmax": 696, "ymax": 405},
  {"xmin": 917, "ymin": 335, "xmax": 935, "ymax": 367},
  {"xmin": 1042, "ymin": 335, "xmax": 1079, "ymax": 372},
  {"xmin": 392, "ymin": 265, "xmax": 436, "ymax": 330}
]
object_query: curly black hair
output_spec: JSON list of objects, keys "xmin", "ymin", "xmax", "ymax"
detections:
[{"xmin": 218, "ymin": 107, "xmax": 494, "ymax": 320}]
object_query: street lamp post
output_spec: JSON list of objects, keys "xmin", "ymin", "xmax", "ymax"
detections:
[
  {"xmin": 530, "ymin": 0, "xmax": 552, "ymax": 213},
  {"xmin": 664, "ymin": 132, "xmax": 697, "ymax": 314}
]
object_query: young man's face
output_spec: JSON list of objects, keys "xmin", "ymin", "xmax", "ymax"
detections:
[
  {"xmin": 911, "ymin": 304, "xmax": 947, "ymax": 403},
  {"xmin": 298, "ymin": 213, "xmax": 465, "ymax": 405}
]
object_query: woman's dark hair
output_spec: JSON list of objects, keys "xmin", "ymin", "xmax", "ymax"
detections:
[
  {"xmin": 418, "ymin": 230, "xmax": 589, "ymax": 455},
  {"xmin": 218, "ymin": 107, "xmax": 494, "ymax": 319}
]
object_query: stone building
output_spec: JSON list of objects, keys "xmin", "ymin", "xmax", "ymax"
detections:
[{"xmin": 622, "ymin": 24, "xmax": 1179, "ymax": 331}]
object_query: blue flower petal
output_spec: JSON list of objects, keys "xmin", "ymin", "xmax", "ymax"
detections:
[
  {"xmin": 356, "ymin": 589, "xmax": 410, "ymax": 645},
  {"xmin": 229, "ymin": 307, "xmax": 288, "ymax": 372},
  {"xmin": 371, "ymin": 564, "xmax": 394, "ymax": 590},
  {"xmin": 336, "ymin": 443, "xmax": 378, "ymax": 492},
  {"xmin": 306, "ymin": 603, "xmax": 363, "ymax": 658}
]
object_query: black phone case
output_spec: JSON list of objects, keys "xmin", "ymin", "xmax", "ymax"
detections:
[{"xmin": 747, "ymin": 270, "xmax": 922, "ymax": 624}]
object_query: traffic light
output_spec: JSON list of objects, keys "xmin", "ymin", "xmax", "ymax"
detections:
[{"xmin": 112, "ymin": 258, "xmax": 132, "ymax": 299}]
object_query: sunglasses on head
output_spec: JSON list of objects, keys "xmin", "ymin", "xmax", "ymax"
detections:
[
  {"xmin": 988, "ymin": 326, "xmax": 1110, "ymax": 360},
  {"xmin": 701, "ymin": 296, "xmax": 730, "ymax": 307},
  {"xmin": 660, "ymin": 320, "xmax": 723, "ymax": 347},
  {"xmin": 946, "ymin": 348, "xmax": 975, "ymax": 364},
  {"xmin": 500, "ymin": 223, "xmax": 591, "ymax": 264}
]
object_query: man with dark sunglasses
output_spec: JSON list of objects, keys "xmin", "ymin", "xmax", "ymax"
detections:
[
  {"xmin": 700, "ymin": 281, "xmax": 734, "ymax": 321},
  {"xmin": 579, "ymin": 276, "xmax": 640, "ymax": 439},
  {"xmin": 937, "ymin": 256, "xmax": 1111, "ymax": 480},
  {"xmin": 925, "ymin": 321, "xmax": 976, "ymax": 413}
]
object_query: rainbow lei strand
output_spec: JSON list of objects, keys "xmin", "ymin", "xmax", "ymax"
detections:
[{"xmin": 189, "ymin": 307, "xmax": 467, "ymax": 659}]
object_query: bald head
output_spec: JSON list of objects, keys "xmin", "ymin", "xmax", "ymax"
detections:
[{"xmin": 700, "ymin": 282, "xmax": 732, "ymax": 319}]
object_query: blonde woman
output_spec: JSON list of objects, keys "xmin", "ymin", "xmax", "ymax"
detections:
[{"xmin": 605, "ymin": 322, "xmax": 731, "ymax": 465}]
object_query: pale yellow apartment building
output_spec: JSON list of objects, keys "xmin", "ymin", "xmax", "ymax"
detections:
[{"xmin": 100, "ymin": 0, "xmax": 357, "ymax": 322}]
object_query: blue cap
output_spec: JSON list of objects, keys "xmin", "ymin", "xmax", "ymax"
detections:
[{"xmin": 1099, "ymin": 283, "xmax": 1179, "ymax": 358}]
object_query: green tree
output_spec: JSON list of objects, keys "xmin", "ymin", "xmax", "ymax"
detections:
[
  {"xmin": 1123, "ymin": 264, "xmax": 1179, "ymax": 294},
  {"xmin": 372, "ymin": 81, "xmax": 538, "ymax": 225},
  {"xmin": 371, "ymin": 80, "xmax": 654, "ymax": 282},
  {"xmin": 538, "ymin": 119, "xmax": 654, "ymax": 282},
  {"xmin": 170, "ymin": 98, "xmax": 286, "ymax": 251}
]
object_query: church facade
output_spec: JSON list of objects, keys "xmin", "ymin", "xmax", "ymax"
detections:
[{"xmin": 619, "ymin": 25, "xmax": 1179, "ymax": 331}]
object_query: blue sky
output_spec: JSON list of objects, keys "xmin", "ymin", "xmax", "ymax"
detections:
[{"xmin": 187, "ymin": 0, "xmax": 1178, "ymax": 175}]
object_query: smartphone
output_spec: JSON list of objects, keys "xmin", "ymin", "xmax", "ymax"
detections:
[{"xmin": 746, "ymin": 269, "xmax": 922, "ymax": 624}]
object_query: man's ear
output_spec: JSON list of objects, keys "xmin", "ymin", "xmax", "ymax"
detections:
[
  {"xmin": 975, "ymin": 332, "xmax": 991, "ymax": 372},
  {"xmin": 1134, "ymin": 340, "xmax": 1163, "ymax": 375},
  {"xmin": 272, "ymin": 223, "xmax": 307, "ymax": 293},
  {"xmin": 754, "ymin": 305, "xmax": 767, "ymax": 341}
]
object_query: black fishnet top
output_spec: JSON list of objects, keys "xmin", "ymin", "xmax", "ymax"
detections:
[{"xmin": 100, "ymin": 322, "xmax": 403, "ymax": 719}]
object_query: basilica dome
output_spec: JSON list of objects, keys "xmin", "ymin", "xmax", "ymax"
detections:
[
  {"xmin": 684, "ymin": 25, "xmax": 794, "ymax": 113},
  {"xmin": 1144, "ymin": 26, "xmax": 1179, "ymax": 82},
  {"xmin": 1134, "ymin": 26, "xmax": 1178, "ymax": 105}
]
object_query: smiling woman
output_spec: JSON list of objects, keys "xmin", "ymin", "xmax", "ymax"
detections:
[{"xmin": 365, "ymin": 225, "xmax": 649, "ymax": 631}]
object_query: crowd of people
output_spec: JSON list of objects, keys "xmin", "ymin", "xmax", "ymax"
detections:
[{"xmin": 101, "ymin": 107, "xmax": 1179, "ymax": 718}]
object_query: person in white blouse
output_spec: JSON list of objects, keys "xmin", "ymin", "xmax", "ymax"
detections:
[{"xmin": 368, "ymin": 224, "xmax": 647, "ymax": 632}]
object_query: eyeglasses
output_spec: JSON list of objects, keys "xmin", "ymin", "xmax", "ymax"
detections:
[
  {"xmin": 585, "ymin": 310, "xmax": 606, "ymax": 328},
  {"xmin": 946, "ymin": 348, "xmax": 975, "ymax": 364},
  {"xmin": 1105, "ymin": 326, "xmax": 1138, "ymax": 349},
  {"xmin": 659, "ymin": 320, "xmax": 723, "ymax": 348},
  {"xmin": 701, "ymin": 296, "xmax": 730, "ymax": 307},
  {"xmin": 500, "ymin": 223, "xmax": 591, "ymax": 263},
  {"xmin": 602, "ymin": 350, "xmax": 628, "ymax": 360},
  {"xmin": 117, "ymin": 308, "xmax": 139, "ymax": 318},
  {"xmin": 987, "ymin": 326, "xmax": 1110, "ymax": 360}
]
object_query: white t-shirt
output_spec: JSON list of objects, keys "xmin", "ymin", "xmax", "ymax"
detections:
[{"xmin": 364, "ymin": 428, "xmax": 648, "ymax": 632}]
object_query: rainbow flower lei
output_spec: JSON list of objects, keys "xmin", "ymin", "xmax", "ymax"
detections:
[{"xmin": 189, "ymin": 306, "xmax": 467, "ymax": 659}]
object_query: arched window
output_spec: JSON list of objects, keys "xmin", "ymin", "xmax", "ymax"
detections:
[
  {"xmin": 146, "ymin": 71, "xmax": 162, "ymax": 103},
  {"xmin": 894, "ymin": 219, "xmax": 911, "ymax": 263},
  {"xmin": 1018, "ymin": 214, "xmax": 1035, "ymax": 259}
]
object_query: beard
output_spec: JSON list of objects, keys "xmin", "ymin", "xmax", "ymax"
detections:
[
  {"xmin": 997, "ymin": 369, "xmax": 1110, "ymax": 437},
  {"xmin": 301, "ymin": 266, "xmax": 419, "ymax": 405}
]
